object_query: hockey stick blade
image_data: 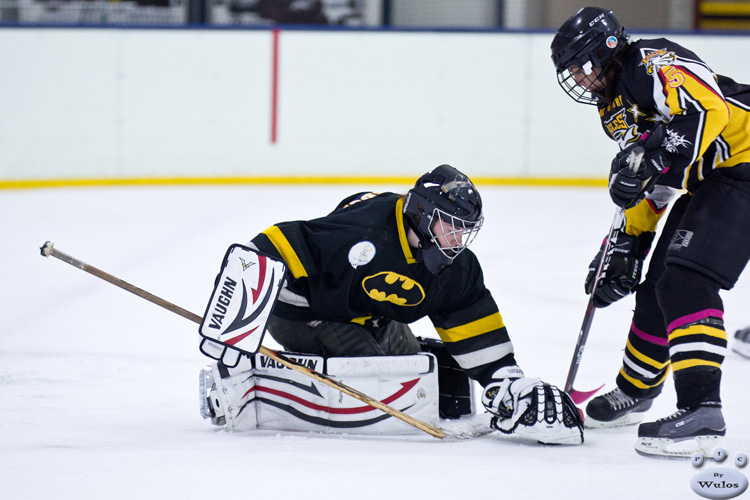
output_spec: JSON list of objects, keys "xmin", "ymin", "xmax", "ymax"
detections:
[
  {"xmin": 569, "ymin": 385, "xmax": 605, "ymax": 406},
  {"xmin": 39, "ymin": 241, "xmax": 448, "ymax": 440}
]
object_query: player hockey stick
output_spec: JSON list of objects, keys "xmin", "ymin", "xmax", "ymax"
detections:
[
  {"xmin": 39, "ymin": 241, "xmax": 447, "ymax": 439},
  {"xmin": 564, "ymin": 148, "xmax": 645, "ymax": 406},
  {"xmin": 563, "ymin": 207, "xmax": 622, "ymax": 405}
]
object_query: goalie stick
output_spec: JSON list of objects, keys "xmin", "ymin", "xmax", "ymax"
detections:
[
  {"xmin": 39, "ymin": 241, "xmax": 448, "ymax": 439},
  {"xmin": 564, "ymin": 148, "xmax": 645, "ymax": 406}
]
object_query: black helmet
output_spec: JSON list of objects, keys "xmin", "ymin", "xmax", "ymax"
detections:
[
  {"xmin": 403, "ymin": 165, "xmax": 484, "ymax": 274},
  {"xmin": 550, "ymin": 7, "xmax": 629, "ymax": 105}
]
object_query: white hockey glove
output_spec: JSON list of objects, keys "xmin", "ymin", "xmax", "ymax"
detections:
[{"xmin": 482, "ymin": 367, "xmax": 584, "ymax": 445}]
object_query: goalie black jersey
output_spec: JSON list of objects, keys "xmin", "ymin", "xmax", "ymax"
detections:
[
  {"xmin": 250, "ymin": 192, "xmax": 515, "ymax": 384},
  {"xmin": 599, "ymin": 38, "xmax": 750, "ymax": 195}
]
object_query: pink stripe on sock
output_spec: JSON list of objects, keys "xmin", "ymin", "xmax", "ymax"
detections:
[
  {"xmin": 667, "ymin": 309, "xmax": 724, "ymax": 334},
  {"xmin": 630, "ymin": 322, "xmax": 669, "ymax": 346}
]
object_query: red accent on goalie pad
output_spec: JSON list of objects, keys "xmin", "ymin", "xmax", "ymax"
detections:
[
  {"xmin": 242, "ymin": 379, "xmax": 420, "ymax": 415},
  {"xmin": 211, "ymin": 353, "xmax": 440, "ymax": 434}
]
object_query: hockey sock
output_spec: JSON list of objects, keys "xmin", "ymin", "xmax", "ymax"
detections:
[
  {"xmin": 616, "ymin": 279, "xmax": 669, "ymax": 399},
  {"xmin": 656, "ymin": 264, "xmax": 727, "ymax": 408}
]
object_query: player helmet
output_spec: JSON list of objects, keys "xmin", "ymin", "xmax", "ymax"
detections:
[
  {"xmin": 550, "ymin": 7, "xmax": 629, "ymax": 105},
  {"xmin": 403, "ymin": 165, "xmax": 484, "ymax": 274}
]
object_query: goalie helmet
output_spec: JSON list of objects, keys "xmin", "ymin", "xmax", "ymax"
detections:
[
  {"xmin": 550, "ymin": 7, "xmax": 629, "ymax": 105},
  {"xmin": 403, "ymin": 165, "xmax": 483, "ymax": 274}
]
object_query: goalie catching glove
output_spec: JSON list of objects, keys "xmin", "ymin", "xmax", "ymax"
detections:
[{"xmin": 481, "ymin": 366, "xmax": 583, "ymax": 445}]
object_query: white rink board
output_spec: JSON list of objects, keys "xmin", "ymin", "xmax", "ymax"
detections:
[{"xmin": 3, "ymin": 28, "xmax": 750, "ymax": 180}]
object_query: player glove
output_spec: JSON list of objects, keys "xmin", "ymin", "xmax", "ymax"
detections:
[
  {"xmin": 609, "ymin": 124, "xmax": 670, "ymax": 209},
  {"xmin": 584, "ymin": 227, "xmax": 655, "ymax": 308},
  {"xmin": 481, "ymin": 367, "xmax": 584, "ymax": 445}
]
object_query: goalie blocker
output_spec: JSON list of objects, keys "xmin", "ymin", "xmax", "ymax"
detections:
[{"xmin": 199, "ymin": 244, "xmax": 286, "ymax": 367}]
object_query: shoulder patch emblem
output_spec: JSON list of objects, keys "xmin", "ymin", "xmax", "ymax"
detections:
[{"xmin": 349, "ymin": 241, "xmax": 376, "ymax": 269}]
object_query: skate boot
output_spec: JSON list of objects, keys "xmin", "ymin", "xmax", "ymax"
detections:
[
  {"xmin": 585, "ymin": 387, "xmax": 655, "ymax": 428},
  {"xmin": 733, "ymin": 327, "xmax": 750, "ymax": 359},
  {"xmin": 634, "ymin": 405, "xmax": 726, "ymax": 458},
  {"xmin": 199, "ymin": 367, "xmax": 226, "ymax": 426}
]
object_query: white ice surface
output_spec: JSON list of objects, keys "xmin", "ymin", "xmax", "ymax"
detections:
[{"xmin": 2, "ymin": 185, "xmax": 749, "ymax": 499}]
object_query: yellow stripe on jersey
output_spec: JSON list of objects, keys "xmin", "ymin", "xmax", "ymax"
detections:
[
  {"xmin": 625, "ymin": 201, "xmax": 665, "ymax": 237},
  {"xmin": 351, "ymin": 316, "xmax": 371, "ymax": 325},
  {"xmin": 661, "ymin": 65, "xmax": 729, "ymax": 162},
  {"xmin": 261, "ymin": 226, "xmax": 308, "ymax": 279},
  {"xmin": 668, "ymin": 323, "xmax": 727, "ymax": 341},
  {"xmin": 395, "ymin": 197, "xmax": 417, "ymax": 264},
  {"xmin": 716, "ymin": 101, "xmax": 750, "ymax": 168},
  {"xmin": 619, "ymin": 366, "xmax": 670, "ymax": 389},
  {"xmin": 435, "ymin": 312, "xmax": 505, "ymax": 343},
  {"xmin": 625, "ymin": 339, "xmax": 670, "ymax": 370},
  {"xmin": 672, "ymin": 359, "xmax": 722, "ymax": 372}
]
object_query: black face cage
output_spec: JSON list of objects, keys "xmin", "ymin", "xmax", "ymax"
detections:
[
  {"xmin": 556, "ymin": 67, "xmax": 604, "ymax": 105},
  {"xmin": 427, "ymin": 208, "xmax": 484, "ymax": 260}
]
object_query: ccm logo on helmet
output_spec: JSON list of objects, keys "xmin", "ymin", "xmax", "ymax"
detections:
[{"xmin": 589, "ymin": 13, "xmax": 604, "ymax": 26}]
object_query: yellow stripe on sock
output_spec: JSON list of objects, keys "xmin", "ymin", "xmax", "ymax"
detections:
[
  {"xmin": 669, "ymin": 323, "xmax": 727, "ymax": 341},
  {"xmin": 671, "ymin": 359, "xmax": 722, "ymax": 372},
  {"xmin": 618, "ymin": 366, "xmax": 670, "ymax": 390},
  {"xmin": 626, "ymin": 339, "xmax": 670, "ymax": 370}
]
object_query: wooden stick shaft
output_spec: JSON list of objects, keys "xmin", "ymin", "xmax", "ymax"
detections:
[{"xmin": 40, "ymin": 241, "xmax": 444, "ymax": 438}]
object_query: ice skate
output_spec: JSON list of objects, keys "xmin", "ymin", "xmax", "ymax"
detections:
[
  {"xmin": 585, "ymin": 387, "xmax": 655, "ymax": 428},
  {"xmin": 199, "ymin": 367, "xmax": 226, "ymax": 427},
  {"xmin": 733, "ymin": 327, "xmax": 750, "ymax": 359},
  {"xmin": 634, "ymin": 405, "xmax": 726, "ymax": 458}
]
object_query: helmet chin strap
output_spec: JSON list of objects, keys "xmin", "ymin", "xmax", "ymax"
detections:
[
  {"xmin": 421, "ymin": 242, "xmax": 453, "ymax": 275},
  {"xmin": 406, "ymin": 225, "xmax": 452, "ymax": 275}
]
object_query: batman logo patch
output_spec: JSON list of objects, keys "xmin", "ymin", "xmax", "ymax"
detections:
[{"xmin": 362, "ymin": 272, "xmax": 425, "ymax": 306}]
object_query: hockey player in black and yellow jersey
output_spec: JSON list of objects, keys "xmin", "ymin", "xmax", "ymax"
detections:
[
  {"xmin": 552, "ymin": 7, "xmax": 750, "ymax": 457},
  {"xmin": 247, "ymin": 165, "xmax": 583, "ymax": 443}
]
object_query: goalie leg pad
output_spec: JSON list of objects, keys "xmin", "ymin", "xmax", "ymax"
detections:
[
  {"xmin": 491, "ymin": 384, "xmax": 584, "ymax": 445},
  {"xmin": 199, "ymin": 352, "xmax": 440, "ymax": 435}
]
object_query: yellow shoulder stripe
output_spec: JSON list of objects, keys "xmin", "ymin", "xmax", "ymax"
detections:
[
  {"xmin": 262, "ymin": 226, "xmax": 308, "ymax": 278},
  {"xmin": 435, "ymin": 312, "xmax": 505, "ymax": 343},
  {"xmin": 395, "ymin": 197, "xmax": 416, "ymax": 264}
]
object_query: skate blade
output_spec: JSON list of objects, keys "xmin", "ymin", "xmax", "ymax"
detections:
[
  {"xmin": 585, "ymin": 411, "xmax": 647, "ymax": 429},
  {"xmin": 634, "ymin": 435, "xmax": 725, "ymax": 459},
  {"xmin": 199, "ymin": 368, "xmax": 227, "ymax": 426},
  {"xmin": 198, "ymin": 368, "xmax": 215, "ymax": 420}
]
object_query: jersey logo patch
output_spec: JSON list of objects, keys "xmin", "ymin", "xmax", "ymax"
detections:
[
  {"xmin": 362, "ymin": 272, "xmax": 425, "ymax": 306},
  {"xmin": 348, "ymin": 241, "xmax": 376, "ymax": 269}
]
